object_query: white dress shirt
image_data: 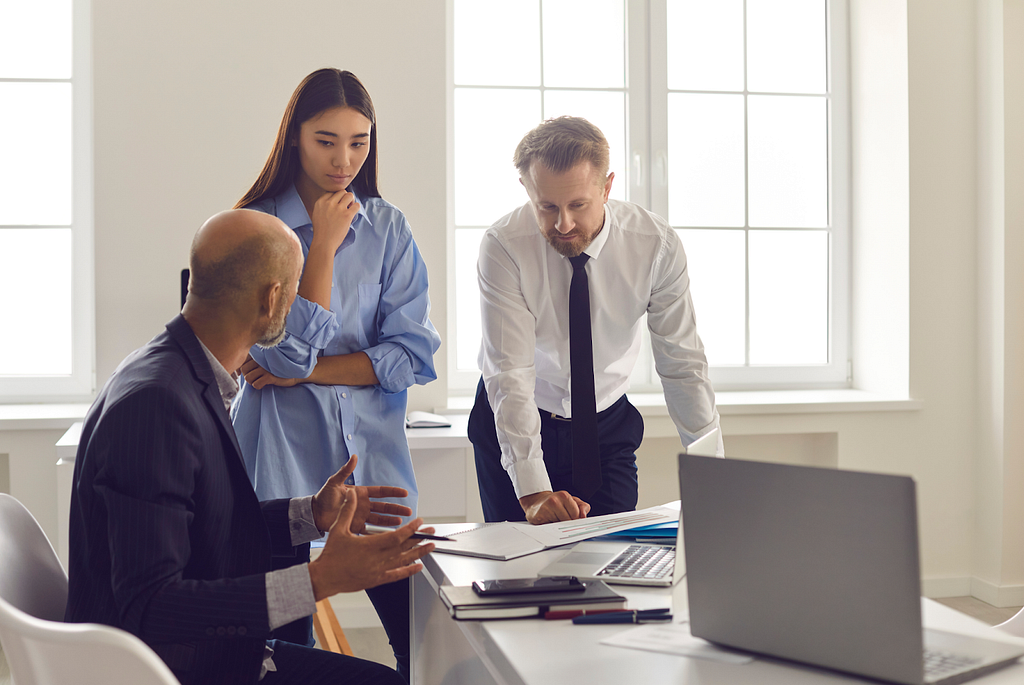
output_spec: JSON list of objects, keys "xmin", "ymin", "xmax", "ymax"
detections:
[{"xmin": 478, "ymin": 199, "xmax": 721, "ymax": 498}]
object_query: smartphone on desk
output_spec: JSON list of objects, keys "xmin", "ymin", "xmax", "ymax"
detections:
[{"xmin": 472, "ymin": 576, "xmax": 585, "ymax": 596}]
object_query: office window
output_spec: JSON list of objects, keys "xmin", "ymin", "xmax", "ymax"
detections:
[
  {"xmin": 0, "ymin": 0, "xmax": 94, "ymax": 400},
  {"xmin": 451, "ymin": 0, "xmax": 847, "ymax": 393}
]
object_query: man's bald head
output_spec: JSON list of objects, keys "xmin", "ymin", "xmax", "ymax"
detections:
[{"xmin": 188, "ymin": 209, "xmax": 302, "ymax": 310}]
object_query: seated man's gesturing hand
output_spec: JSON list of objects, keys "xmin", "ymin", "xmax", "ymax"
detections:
[
  {"xmin": 312, "ymin": 454, "xmax": 412, "ymax": 534},
  {"xmin": 519, "ymin": 490, "xmax": 591, "ymax": 525},
  {"xmin": 307, "ymin": 491, "xmax": 434, "ymax": 600}
]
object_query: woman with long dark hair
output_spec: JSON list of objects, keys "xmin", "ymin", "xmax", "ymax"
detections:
[{"xmin": 230, "ymin": 68, "xmax": 440, "ymax": 681}]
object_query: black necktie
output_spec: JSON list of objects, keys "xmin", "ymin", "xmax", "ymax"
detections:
[{"xmin": 568, "ymin": 254, "xmax": 602, "ymax": 498}]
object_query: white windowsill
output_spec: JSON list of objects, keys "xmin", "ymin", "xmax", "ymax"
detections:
[
  {"xmin": 0, "ymin": 404, "xmax": 91, "ymax": 431},
  {"xmin": 0, "ymin": 389, "xmax": 921, "ymax": 432},
  {"xmin": 442, "ymin": 389, "xmax": 921, "ymax": 417}
]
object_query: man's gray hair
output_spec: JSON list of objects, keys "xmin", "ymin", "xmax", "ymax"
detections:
[{"xmin": 188, "ymin": 233, "xmax": 294, "ymax": 304}]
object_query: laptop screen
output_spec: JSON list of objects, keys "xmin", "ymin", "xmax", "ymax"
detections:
[{"xmin": 679, "ymin": 454, "xmax": 926, "ymax": 684}]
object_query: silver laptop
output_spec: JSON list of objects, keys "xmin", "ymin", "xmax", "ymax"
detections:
[
  {"xmin": 535, "ymin": 428, "xmax": 719, "ymax": 586},
  {"xmin": 679, "ymin": 454, "xmax": 1024, "ymax": 685},
  {"xmin": 536, "ymin": 511, "xmax": 681, "ymax": 587}
]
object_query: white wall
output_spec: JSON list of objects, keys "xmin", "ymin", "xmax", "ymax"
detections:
[
  {"xmin": 91, "ymin": 0, "xmax": 449, "ymax": 411},
  {"xmin": 5, "ymin": 0, "xmax": 1024, "ymax": 602},
  {"xmin": 972, "ymin": 0, "xmax": 1024, "ymax": 605}
]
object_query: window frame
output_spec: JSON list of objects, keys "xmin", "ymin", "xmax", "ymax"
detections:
[
  {"xmin": 0, "ymin": 0, "xmax": 95, "ymax": 402},
  {"xmin": 447, "ymin": 0, "xmax": 850, "ymax": 396}
]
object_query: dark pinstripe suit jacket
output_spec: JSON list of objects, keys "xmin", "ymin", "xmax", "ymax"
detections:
[{"xmin": 65, "ymin": 315, "xmax": 302, "ymax": 685}]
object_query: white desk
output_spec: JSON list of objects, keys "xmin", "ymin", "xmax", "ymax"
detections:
[
  {"xmin": 410, "ymin": 541, "xmax": 1024, "ymax": 685},
  {"xmin": 54, "ymin": 415, "xmax": 476, "ymax": 569}
]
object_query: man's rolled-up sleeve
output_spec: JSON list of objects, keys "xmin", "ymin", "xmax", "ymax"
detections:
[{"xmin": 248, "ymin": 295, "xmax": 339, "ymax": 379}]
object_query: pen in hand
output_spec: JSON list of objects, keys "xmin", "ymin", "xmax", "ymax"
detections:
[{"xmin": 363, "ymin": 523, "xmax": 454, "ymax": 541}]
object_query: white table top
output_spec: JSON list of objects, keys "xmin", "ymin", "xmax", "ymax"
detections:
[
  {"xmin": 56, "ymin": 414, "xmax": 470, "ymax": 460},
  {"xmin": 404, "ymin": 413, "xmax": 470, "ymax": 449},
  {"xmin": 419, "ymin": 539, "xmax": 1024, "ymax": 685}
]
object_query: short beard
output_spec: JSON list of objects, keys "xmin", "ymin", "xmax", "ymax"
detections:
[
  {"xmin": 544, "ymin": 231, "xmax": 593, "ymax": 258},
  {"xmin": 255, "ymin": 304, "xmax": 288, "ymax": 349}
]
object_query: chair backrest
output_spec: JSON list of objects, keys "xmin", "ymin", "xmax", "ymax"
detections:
[
  {"xmin": 0, "ymin": 494, "xmax": 180, "ymax": 685},
  {"xmin": 0, "ymin": 597, "xmax": 181, "ymax": 685},
  {"xmin": 995, "ymin": 607, "xmax": 1024, "ymax": 638},
  {"xmin": 0, "ymin": 493, "xmax": 68, "ymax": 621}
]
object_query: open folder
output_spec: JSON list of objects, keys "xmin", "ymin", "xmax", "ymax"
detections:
[{"xmin": 429, "ymin": 505, "xmax": 679, "ymax": 561}]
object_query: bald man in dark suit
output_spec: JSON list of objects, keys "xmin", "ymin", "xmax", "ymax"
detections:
[{"xmin": 65, "ymin": 209, "xmax": 433, "ymax": 685}]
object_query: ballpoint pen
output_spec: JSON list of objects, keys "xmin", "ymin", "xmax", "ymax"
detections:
[
  {"xmin": 363, "ymin": 524, "xmax": 454, "ymax": 541},
  {"xmin": 572, "ymin": 608, "xmax": 672, "ymax": 625},
  {"xmin": 545, "ymin": 608, "xmax": 637, "ymax": 620}
]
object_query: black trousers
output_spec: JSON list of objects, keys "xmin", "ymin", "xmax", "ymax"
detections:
[
  {"xmin": 263, "ymin": 638, "xmax": 404, "ymax": 685},
  {"xmin": 468, "ymin": 378, "xmax": 642, "ymax": 522},
  {"xmin": 271, "ymin": 549, "xmax": 412, "ymax": 682}
]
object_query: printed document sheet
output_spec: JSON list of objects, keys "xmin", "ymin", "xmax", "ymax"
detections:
[
  {"xmin": 430, "ymin": 505, "xmax": 678, "ymax": 561},
  {"xmin": 601, "ymin": 622, "xmax": 753, "ymax": 664}
]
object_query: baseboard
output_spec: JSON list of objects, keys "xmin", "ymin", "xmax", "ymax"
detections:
[
  {"xmin": 922, "ymin": 576, "xmax": 1024, "ymax": 606},
  {"xmin": 970, "ymin": 577, "xmax": 1024, "ymax": 608},
  {"xmin": 922, "ymin": 577, "xmax": 972, "ymax": 598}
]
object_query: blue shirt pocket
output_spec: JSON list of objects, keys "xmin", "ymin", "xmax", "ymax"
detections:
[{"xmin": 356, "ymin": 282, "xmax": 383, "ymax": 349}]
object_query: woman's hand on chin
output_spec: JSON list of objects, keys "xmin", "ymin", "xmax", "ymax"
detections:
[{"xmin": 310, "ymin": 189, "xmax": 359, "ymax": 253}]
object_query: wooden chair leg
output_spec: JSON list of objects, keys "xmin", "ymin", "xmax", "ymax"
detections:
[{"xmin": 312, "ymin": 598, "xmax": 354, "ymax": 656}]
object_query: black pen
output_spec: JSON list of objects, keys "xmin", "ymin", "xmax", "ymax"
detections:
[
  {"xmin": 572, "ymin": 608, "xmax": 672, "ymax": 625},
  {"xmin": 363, "ymin": 524, "xmax": 454, "ymax": 541}
]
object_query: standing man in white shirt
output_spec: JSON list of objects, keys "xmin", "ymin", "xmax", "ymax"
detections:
[{"xmin": 469, "ymin": 116, "xmax": 723, "ymax": 525}]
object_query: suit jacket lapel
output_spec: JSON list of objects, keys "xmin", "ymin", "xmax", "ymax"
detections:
[{"xmin": 165, "ymin": 315, "xmax": 246, "ymax": 469}]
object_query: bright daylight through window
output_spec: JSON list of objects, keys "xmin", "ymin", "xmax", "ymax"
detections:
[
  {"xmin": 451, "ymin": 0, "xmax": 847, "ymax": 393},
  {"xmin": 0, "ymin": 0, "xmax": 92, "ymax": 400}
]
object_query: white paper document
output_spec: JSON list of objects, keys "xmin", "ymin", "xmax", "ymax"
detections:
[
  {"xmin": 429, "ymin": 524, "xmax": 545, "ymax": 560},
  {"xmin": 600, "ymin": 622, "xmax": 754, "ymax": 665},
  {"xmin": 522, "ymin": 506, "xmax": 678, "ymax": 547},
  {"xmin": 429, "ymin": 505, "xmax": 679, "ymax": 561}
]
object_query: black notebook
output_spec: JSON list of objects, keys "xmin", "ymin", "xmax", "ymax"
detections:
[{"xmin": 440, "ymin": 580, "xmax": 626, "ymax": 620}]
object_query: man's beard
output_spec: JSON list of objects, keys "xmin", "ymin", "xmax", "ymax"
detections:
[
  {"xmin": 255, "ymin": 301, "xmax": 288, "ymax": 349},
  {"xmin": 544, "ymin": 230, "xmax": 592, "ymax": 258}
]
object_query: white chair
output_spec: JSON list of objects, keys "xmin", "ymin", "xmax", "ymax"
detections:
[
  {"xmin": 994, "ymin": 607, "xmax": 1024, "ymax": 638},
  {"xmin": 0, "ymin": 493, "xmax": 180, "ymax": 684}
]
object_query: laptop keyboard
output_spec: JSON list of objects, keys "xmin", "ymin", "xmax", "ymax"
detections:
[
  {"xmin": 923, "ymin": 648, "xmax": 983, "ymax": 680},
  {"xmin": 597, "ymin": 544, "xmax": 675, "ymax": 580}
]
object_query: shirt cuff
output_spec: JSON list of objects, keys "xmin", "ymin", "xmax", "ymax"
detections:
[
  {"xmin": 284, "ymin": 295, "xmax": 339, "ymax": 348},
  {"xmin": 364, "ymin": 342, "xmax": 416, "ymax": 394},
  {"xmin": 508, "ymin": 459, "xmax": 553, "ymax": 499},
  {"xmin": 288, "ymin": 496, "xmax": 323, "ymax": 546},
  {"xmin": 265, "ymin": 563, "xmax": 317, "ymax": 631}
]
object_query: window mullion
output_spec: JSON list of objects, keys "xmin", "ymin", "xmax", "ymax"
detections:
[
  {"xmin": 646, "ymin": 0, "xmax": 668, "ymax": 219},
  {"xmin": 626, "ymin": 0, "xmax": 649, "ymax": 210},
  {"xmin": 743, "ymin": 0, "xmax": 751, "ymax": 367},
  {"xmin": 73, "ymin": 0, "xmax": 96, "ymax": 395}
]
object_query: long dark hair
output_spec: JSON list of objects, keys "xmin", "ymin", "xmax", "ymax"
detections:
[{"xmin": 236, "ymin": 68, "xmax": 380, "ymax": 208}]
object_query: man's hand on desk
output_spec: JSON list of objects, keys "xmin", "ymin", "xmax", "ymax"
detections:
[
  {"xmin": 307, "ymin": 492, "xmax": 434, "ymax": 601},
  {"xmin": 519, "ymin": 490, "xmax": 591, "ymax": 524},
  {"xmin": 312, "ymin": 454, "xmax": 412, "ymax": 534}
]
